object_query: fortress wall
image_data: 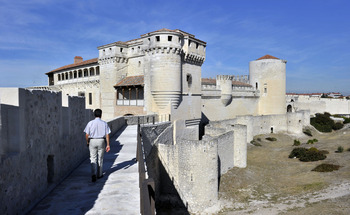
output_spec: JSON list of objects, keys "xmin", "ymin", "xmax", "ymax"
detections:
[
  {"xmin": 287, "ymin": 96, "xmax": 350, "ymax": 116},
  {"xmin": 201, "ymin": 96, "xmax": 259, "ymax": 121},
  {"xmin": 0, "ymin": 88, "xmax": 93, "ymax": 215},
  {"xmin": 206, "ymin": 111, "xmax": 309, "ymax": 143},
  {"xmin": 157, "ymin": 139, "xmax": 218, "ymax": 213}
]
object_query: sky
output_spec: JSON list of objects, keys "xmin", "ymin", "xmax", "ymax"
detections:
[{"xmin": 0, "ymin": 0, "xmax": 349, "ymax": 94}]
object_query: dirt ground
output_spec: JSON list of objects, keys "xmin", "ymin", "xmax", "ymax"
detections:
[{"xmin": 216, "ymin": 126, "xmax": 350, "ymax": 215}]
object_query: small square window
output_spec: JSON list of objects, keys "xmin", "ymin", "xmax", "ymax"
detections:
[
  {"xmin": 168, "ymin": 36, "xmax": 172, "ymax": 41},
  {"xmin": 156, "ymin": 36, "xmax": 160, "ymax": 42}
]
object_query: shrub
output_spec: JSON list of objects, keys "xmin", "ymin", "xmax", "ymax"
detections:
[
  {"xmin": 312, "ymin": 164, "xmax": 341, "ymax": 172},
  {"xmin": 310, "ymin": 113, "xmax": 335, "ymax": 132},
  {"xmin": 343, "ymin": 117, "xmax": 350, "ymax": 124},
  {"xmin": 257, "ymin": 138, "xmax": 261, "ymax": 141},
  {"xmin": 299, "ymin": 150, "xmax": 326, "ymax": 162},
  {"xmin": 319, "ymin": 150, "xmax": 329, "ymax": 155},
  {"xmin": 289, "ymin": 147, "xmax": 327, "ymax": 162},
  {"xmin": 313, "ymin": 138, "xmax": 318, "ymax": 143},
  {"xmin": 332, "ymin": 122, "xmax": 344, "ymax": 130},
  {"xmin": 289, "ymin": 147, "xmax": 308, "ymax": 158},
  {"xmin": 336, "ymin": 146, "xmax": 344, "ymax": 153},
  {"xmin": 293, "ymin": 139, "xmax": 301, "ymax": 146},
  {"xmin": 266, "ymin": 137, "xmax": 277, "ymax": 141},
  {"xmin": 303, "ymin": 128, "xmax": 312, "ymax": 136},
  {"xmin": 250, "ymin": 140, "xmax": 262, "ymax": 147},
  {"xmin": 307, "ymin": 139, "xmax": 314, "ymax": 144}
]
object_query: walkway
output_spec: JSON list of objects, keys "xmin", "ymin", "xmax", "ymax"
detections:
[{"xmin": 29, "ymin": 125, "xmax": 140, "ymax": 215}]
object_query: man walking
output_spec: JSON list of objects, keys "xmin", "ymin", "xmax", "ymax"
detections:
[{"xmin": 84, "ymin": 109, "xmax": 111, "ymax": 182}]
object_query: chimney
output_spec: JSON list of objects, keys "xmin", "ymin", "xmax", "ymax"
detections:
[{"xmin": 74, "ymin": 56, "xmax": 83, "ymax": 64}]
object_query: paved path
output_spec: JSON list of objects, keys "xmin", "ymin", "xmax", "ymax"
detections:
[{"xmin": 29, "ymin": 125, "xmax": 140, "ymax": 215}]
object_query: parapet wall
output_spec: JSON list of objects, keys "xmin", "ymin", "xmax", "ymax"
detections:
[
  {"xmin": 287, "ymin": 95, "xmax": 350, "ymax": 116},
  {"xmin": 0, "ymin": 88, "xmax": 93, "ymax": 215},
  {"xmin": 206, "ymin": 111, "xmax": 310, "ymax": 143}
]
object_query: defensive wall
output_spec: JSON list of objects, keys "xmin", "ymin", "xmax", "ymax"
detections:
[
  {"xmin": 140, "ymin": 120, "xmax": 248, "ymax": 213},
  {"xmin": 287, "ymin": 95, "xmax": 350, "ymax": 116},
  {"xmin": 0, "ymin": 88, "xmax": 95, "ymax": 215},
  {"xmin": 205, "ymin": 111, "xmax": 310, "ymax": 144}
]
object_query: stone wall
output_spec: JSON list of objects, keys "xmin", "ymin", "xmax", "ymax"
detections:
[
  {"xmin": 142, "ymin": 122, "xmax": 218, "ymax": 213},
  {"xmin": 0, "ymin": 88, "xmax": 93, "ymax": 215},
  {"xmin": 206, "ymin": 111, "xmax": 310, "ymax": 143},
  {"xmin": 287, "ymin": 95, "xmax": 350, "ymax": 116}
]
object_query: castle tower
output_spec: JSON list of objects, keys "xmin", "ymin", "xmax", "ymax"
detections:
[
  {"xmin": 249, "ymin": 55, "xmax": 287, "ymax": 115},
  {"xmin": 97, "ymin": 42, "xmax": 128, "ymax": 120},
  {"xmin": 216, "ymin": 75, "xmax": 233, "ymax": 106},
  {"xmin": 142, "ymin": 30, "xmax": 183, "ymax": 115}
]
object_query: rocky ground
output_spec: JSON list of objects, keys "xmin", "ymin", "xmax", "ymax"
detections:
[{"xmin": 215, "ymin": 126, "xmax": 350, "ymax": 215}]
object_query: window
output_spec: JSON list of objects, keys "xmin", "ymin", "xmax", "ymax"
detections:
[
  {"xmin": 58, "ymin": 74, "xmax": 61, "ymax": 81},
  {"xmin": 78, "ymin": 92, "xmax": 85, "ymax": 97},
  {"xmin": 89, "ymin": 93, "xmax": 92, "ymax": 105},
  {"xmin": 196, "ymin": 43, "xmax": 199, "ymax": 49},
  {"xmin": 156, "ymin": 36, "xmax": 160, "ymax": 42},
  {"xmin": 256, "ymin": 82, "xmax": 258, "ymax": 89},
  {"xmin": 74, "ymin": 71, "xmax": 77, "ymax": 78},
  {"xmin": 168, "ymin": 36, "xmax": 172, "ymax": 41},
  {"xmin": 186, "ymin": 74, "xmax": 192, "ymax": 88},
  {"xmin": 120, "ymin": 48, "xmax": 123, "ymax": 52},
  {"xmin": 264, "ymin": 88, "xmax": 267, "ymax": 94},
  {"xmin": 138, "ymin": 61, "xmax": 141, "ymax": 67}
]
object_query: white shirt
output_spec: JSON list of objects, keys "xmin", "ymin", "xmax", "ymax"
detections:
[{"xmin": 84, "ymin": 118, "xmax": 111, "ymax": 139}]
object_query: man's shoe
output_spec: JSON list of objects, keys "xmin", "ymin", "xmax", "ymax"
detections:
[{"xmin": 92, "ymin": 175, "xmax": 97, "ymax": 182}]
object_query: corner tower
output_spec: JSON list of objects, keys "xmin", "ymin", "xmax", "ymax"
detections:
[{"xmin": 249, "ymin": 55, "xmax": 287, "ymax": 115}]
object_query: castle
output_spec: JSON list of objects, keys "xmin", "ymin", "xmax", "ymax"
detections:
[{"xmin": 22, "ymin": 28, "xmax": 311, "ymax": 212}]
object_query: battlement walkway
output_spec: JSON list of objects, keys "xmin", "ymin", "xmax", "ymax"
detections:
[{"xmin": 29, "ymin": 125, "xmax": 140, "ymax": 215}]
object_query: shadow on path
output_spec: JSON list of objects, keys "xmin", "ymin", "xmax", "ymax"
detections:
[{"xmin": 28, "ymin": 125, "xmax": 138, "ymax": 215}]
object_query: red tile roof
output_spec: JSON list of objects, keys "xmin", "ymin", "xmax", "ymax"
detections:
[
  {"xmin": 46, "ymin": 58, "xmax": 98, "ymax": 75},
  {"xmin": 201, "ymin": 78, "xmax": 252, "ymax": 87},
  {"xmin": 114, "ymin": 75, "xmax": 144, "ymax": 87},
  {"xmin": 257, "ymin": 55, "xmax": 279, "ymax": 60}
]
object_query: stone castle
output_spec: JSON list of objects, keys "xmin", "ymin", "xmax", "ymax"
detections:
[{"xmin": 3, "ymin": 29, "xmax": 315, "ymax": 213}]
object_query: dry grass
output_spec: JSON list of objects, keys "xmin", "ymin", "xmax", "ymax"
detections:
[{"xmin": 218, "ymin": 126, "xmax": 350, "ymax": 214}]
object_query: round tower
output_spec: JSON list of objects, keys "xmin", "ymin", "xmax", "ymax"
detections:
[
  {"xmin": 142, "ymin": 29, "xmax": 183, "ymax": 113},
  {"xmin": 216, "ymin": 75, "xmax": 233, "ymax": 106},
  {"xmin": 249, "ymin": 55, "xmax": 287, "ymax": 115}
]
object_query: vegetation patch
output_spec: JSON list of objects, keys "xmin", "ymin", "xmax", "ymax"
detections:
[
  {"xmin": 265, "ymin": 137, "xmax": 277, "ymax": 141},
  {"xmin": 310, "ymin": 112, "xmax": 344, "ymax": 132},
  {"xmin": 289, "ymin": 147, "xmax": 327, "ymax": 162},
  {"xmin": 293, "ymin": 139, "xmax": 301, "ymax": 146},
  {"xmin": 312, "ymin": 164, "xmax": 341, "ymax": 172},
  {"xmin": 335, "ymin": 146, "xmax": 344, "ymax": 153},
  {"xmin": 306, "ymin": 138, "xmax": 318, "ymax": 144},
  {"xmin": 250, "ymin": 139, "xmax": 262, "ymax": 147},
  {"xmin": 303, "ymin": 128, "xmax": 312, "ymax": 136}
]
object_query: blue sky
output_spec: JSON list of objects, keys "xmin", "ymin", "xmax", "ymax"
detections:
[{"xmin": 0, "ymin": 0, "xmax": 349, "ymax": 94}]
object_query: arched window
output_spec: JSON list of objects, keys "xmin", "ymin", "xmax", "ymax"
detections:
[
  {"xmin": 256, "ymin": 82, "xmax": 258, "ymax": 89},
  {"xmin": 58, "ymin": 74, "xmax": 61, "ymax": 81},
  {"xmin": 287, "ymin": 105, "xmax": 292, "ymax": 112},
  {"xmin": 90, "ymin": 68, "xmax": 94, "ymax": 76}
]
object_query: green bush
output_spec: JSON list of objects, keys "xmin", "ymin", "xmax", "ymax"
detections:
[
  {"xmin": 336, "ymin": 146, "xmax": 344, "ymax": 153},
  {"xmin": 307, "ymin": 139, "xmax": 314, "ymax": 144},
  {"xmin": 313, "ymin": 138, "xmax": 318, "ymax": 143},
  {"xmin": 265, "ymin": 137, "xmax": 277, "ymax": 141},
  {"xmin": 299, "ymin": 150, "xmax": 326, "ymax": 162},
  {"xmin": 289, "ymin": 147, "xmax": 308, "ymax": 158},
  {"xmin": 312, "ymin": 164, "xmax": 341, "ymax": 172},
  {"xmin": 343, "ymin": 117, "xmax": 350, "ymax": 124},
  {"xmin": 303, "ymin": 128, "xmax": 312, "ymax": 136},
  {"xmin": 257, "ymin": 138, "xmax": 261, "ymax": 141},
  {"xmin": 310, "ymin": 113, "xmax": 335, "ymax": 132},
  {"xmin": 332, "ymin": 122, "xmax": 344, "ymax": 130},
  {"xmin": 293, "ymin": 139, "xmax": 301, "ymax": 146},
  {"xmin": 289, "ymin": 147, "xmax": 326, "ymax": 162}
]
